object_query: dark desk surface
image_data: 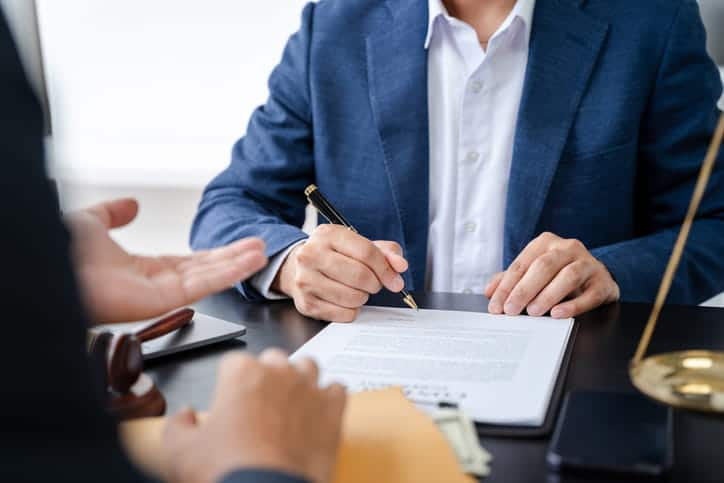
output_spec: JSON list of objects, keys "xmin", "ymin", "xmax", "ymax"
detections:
[{"xmin": 147, "ymin": 292, "xmax": 724, "ymax": 483}]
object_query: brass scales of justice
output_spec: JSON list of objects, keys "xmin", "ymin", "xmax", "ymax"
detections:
[{"xmin": 629, "ymin": 111, "xmax": 724, "ymax": 413}]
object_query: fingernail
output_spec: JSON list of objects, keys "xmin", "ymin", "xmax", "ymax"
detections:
[
  {"xmin": 489, "ymin": 301, "xmax": 502, "ymax": 313},
  {"xmin": 390, "ymin": 274, "xmax": 404, "ymax": 292},
  {"xmin": 527, "ymin": 304, "xmax": 541, "ymax": 316},
  {"xmin": 551, "ymin": 307, "xmax": 566, "ymax": 318},
  {"xmin": 504, "ymin": 302, "xmax": 517, "ymax": 314}
]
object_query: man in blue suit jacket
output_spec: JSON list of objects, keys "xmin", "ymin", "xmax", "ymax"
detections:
[{"xmin": 192, "ymin": 0, "xmax": 724, "ymax": 322}]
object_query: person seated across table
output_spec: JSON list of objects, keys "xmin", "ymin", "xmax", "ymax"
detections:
[
  {"xmin": 0, "ymin": 8, "xmax": 345, "ymax": 483},
  {"xmin": 191, "ymin": 0, "xmax": 724, "ymax": 322}
]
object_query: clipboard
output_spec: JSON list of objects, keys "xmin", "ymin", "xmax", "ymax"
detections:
[
  {"xmin": 475, "ymin": 320, "xmax": 579, "ymax": 438},
  {"xmin": 297, "ymin": 300, "xmax": 579, "ymax": 439}
]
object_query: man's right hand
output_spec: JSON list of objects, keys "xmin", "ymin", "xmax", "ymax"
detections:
[
  {"xmin": 163, "ymin": 350, "xmax": 347, "ymax": 483},
  {"xmin": 272, "ymin": 224, "xmax": 409, "ymax": 322}
]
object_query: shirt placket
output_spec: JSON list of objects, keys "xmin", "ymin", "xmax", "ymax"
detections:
[{"xmin": 453, "ymin": 56, "xmax": 490, "ymax": 294}]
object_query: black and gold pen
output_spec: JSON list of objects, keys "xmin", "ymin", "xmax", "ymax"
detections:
[{"xmin": 304, "ymin": 184, "xmax": 419, "ymax": 311}]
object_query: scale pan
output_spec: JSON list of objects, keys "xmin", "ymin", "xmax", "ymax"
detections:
[{"xmin": 631, "ymin": 350, "xmax": 724, "ymax": 414}]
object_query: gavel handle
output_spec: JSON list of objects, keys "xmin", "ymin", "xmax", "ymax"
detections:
[{"xmin": 135, "ymin": 308, "xmax": 195, "ymax": 343}]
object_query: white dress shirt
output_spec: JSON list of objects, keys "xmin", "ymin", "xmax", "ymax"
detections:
[
  {"xmin": 252, "ymin": 0, "xmax": 535, "ymax": 298},
  {"xmin": 425, "ymin": 0, "xmax": 533, "ymax": 294}
]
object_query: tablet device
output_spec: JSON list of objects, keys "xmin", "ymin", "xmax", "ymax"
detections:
[{"xmin": 94, "ymin": 312, "xmax": 246, "ymax": 360}]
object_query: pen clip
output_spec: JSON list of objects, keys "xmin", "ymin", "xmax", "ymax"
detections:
[
  {"xmin": 305, "ymin": 187, "xmax": 358, "ymax": 233},
  {"xmin": 316, "ymin": 213, "xmax": 357, "ymax": 233}
]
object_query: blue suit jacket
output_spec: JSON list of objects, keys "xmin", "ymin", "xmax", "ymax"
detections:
[{"xmin": 191, "ymin": 0, "xmax": 724, "ymax": 305}]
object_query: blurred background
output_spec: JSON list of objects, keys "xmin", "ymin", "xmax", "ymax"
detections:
[
  {"xmin": 3, "ymin": 0, "xmax": 315, "ymax": 255},
  {"xmin": 2, "ymin": 0, "xmax": 723, "ymax": 305}
]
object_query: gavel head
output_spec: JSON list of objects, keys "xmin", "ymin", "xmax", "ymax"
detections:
[
  {"xmin": 87, "ymin": 308, "xmax": 194, "ymax": 396},
  {"xmin": 89, "ymin": 331, "xmax": 144, "ymax": 394}
]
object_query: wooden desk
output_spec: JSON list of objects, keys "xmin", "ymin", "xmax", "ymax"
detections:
[{"xmin": 147, "ymin": 292, "xmax": 724, "ymax": 483}]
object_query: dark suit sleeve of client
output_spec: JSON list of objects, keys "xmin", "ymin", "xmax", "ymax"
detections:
[{"xmin": 0, "ymin": 12, "xmax": 304, "ymax": 483}]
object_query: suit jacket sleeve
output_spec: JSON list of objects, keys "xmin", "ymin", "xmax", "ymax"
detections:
[
  {"xmin": 190, "ymin": 3, "xmax": 317, "ymax": 300},
  {"xmin": 220, "ymin": 470, "xmax": 309, "ymax": 483},
  {"xmin": 591, "ymin": 0, "xmax": 724, "ymax": 304}
]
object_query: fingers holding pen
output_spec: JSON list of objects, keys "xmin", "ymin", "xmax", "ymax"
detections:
[
  {"xmin": 273, "ymin": 225, "xmax": 409, "ymax": 322},
  {"xmin": 324, "ymin": 226, "xmax": 405, "ymax": 293},
  {"xmin": 374, "ymin": 240, "xmax": 409, "ymax": 274}
]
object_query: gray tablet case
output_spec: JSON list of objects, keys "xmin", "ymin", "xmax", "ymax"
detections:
[{"xmin": 94, "ymin": 312, "xmax": 246, "ymax": 360}]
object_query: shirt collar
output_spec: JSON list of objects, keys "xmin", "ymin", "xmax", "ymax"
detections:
[{"xmin": 424, "ymin": 0, "xmax": 536, "ymax": 49}]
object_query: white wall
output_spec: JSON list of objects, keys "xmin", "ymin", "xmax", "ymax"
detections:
[
  {"xmin": 37, "ymin": 0, "xmax": 310, "ymax": 188},
  {"xmin": 700, "ymin": 0, "xmax": 724, "ymax": 66},
  {"xmin": 0, "ymin": 0, "xmax": 49, "ymax": 118},
  {"xmin": 58, "ymin": 183, "xmax": 317, "ymax": 257},
  {"xmin": 32, "ymin": 1, "xmax": 315, "ymax": 257},
  {"xmin": 58, "ymin": 183, "xmax": 203, "ymax": 255}
]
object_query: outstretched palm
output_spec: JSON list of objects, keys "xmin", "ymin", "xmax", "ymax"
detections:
[{"xmin": 67, "ymin": 199, "xmax": 267, "ymax": 324}]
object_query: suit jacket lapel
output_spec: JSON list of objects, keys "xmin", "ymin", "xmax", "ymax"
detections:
[
  {"xmin": 504, "ymin": 0, "xmax": 609, "ymax": 263},
  {"xmin": 366, "ymin": 0, "xmax": 430, "ymax": 290}
]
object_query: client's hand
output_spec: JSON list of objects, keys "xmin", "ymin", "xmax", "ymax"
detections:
[
  {"xmin": 163, "ymin": 350, "xmax": 346, "ymax": 483},
  {"xmin": 67, "ymin": 198, "xmax": 267, "ymax": 323},
  {"xmin": 272, "ymin": 224, "xmax": 408, "ymax": 322}
]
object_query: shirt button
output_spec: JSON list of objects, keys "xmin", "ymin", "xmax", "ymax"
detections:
[
  {"xmin": 464, "ymin": 222, "xmax": 478, "ymax": 233},
  {"xmin": 463, "ymin": 288, "xmax": 473, "ymax": 294},
  {"xmin": 464, "ymin": 151, "xmax": 480, "ymax": 163},
  {"xmin": 471, "ymin": 80, "xmax": 483, "ymax": 93}
]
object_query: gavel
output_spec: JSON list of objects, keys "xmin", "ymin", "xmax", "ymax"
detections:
[{"xmin": 89, "ymin": 308, "xmax": 195, "ymax": 419}]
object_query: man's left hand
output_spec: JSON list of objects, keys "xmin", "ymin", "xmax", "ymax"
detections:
[
  {"xmin": 67, "ymin": 198, "xmax": 268, "ymax": 324},
  {"xmin": 484, "ymin": 232, "xmax": 619, "ymax": 319}
]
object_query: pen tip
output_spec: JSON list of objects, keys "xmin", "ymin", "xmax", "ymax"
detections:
[{"xmin": 404, "ymin": 295, "xmax": 419, "ymax": 311}]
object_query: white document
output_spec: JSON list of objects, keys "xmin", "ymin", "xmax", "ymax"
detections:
[{"xmin": 291, "ymin": 306, "xmax": 573, "ymax": 426}]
